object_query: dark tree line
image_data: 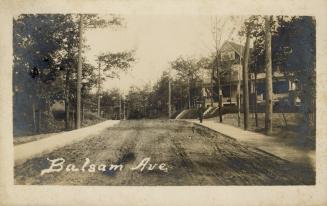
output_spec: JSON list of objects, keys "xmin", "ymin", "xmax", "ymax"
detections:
[{"xmin": 13, "ymin": 14, "xmax": 134, "ymax": 136}]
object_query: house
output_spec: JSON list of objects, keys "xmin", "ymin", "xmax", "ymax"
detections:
[{"xmin": 200, "ymin": 41, "xmax": 300, "ymax": 109}]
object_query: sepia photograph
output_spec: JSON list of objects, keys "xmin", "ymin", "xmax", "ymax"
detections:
[{"xmin": 12, "ymin": 13, "xmax": 316, "ymax": 186}]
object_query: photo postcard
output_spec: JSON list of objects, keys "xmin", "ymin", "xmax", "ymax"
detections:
[{"xmin": 1, "ymin": 0, "xmax": 327, "ymax": 205}]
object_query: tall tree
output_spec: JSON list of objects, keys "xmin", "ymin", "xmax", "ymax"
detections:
[
  {"xmin": 211, "ymin": 17, "xmax": 225, "ymax": 122},
  {"xmin": 242, "ymin": 29, "xmax": 251, "ymax": 130},
  {"xmin": 13, "ymin": 14, "xmax": 78, "ymax": 134},
  {"xmin": 170, "ymin": 57, "xmax": 201, "ymax": 109},
  {"xmin": 239, "ymin": 16, "xmax": 265, "ymax": 129},
  {"xmin": 13, "ymin": 14, "xmax": 122, "ymax": 134},
  {"xmin": 264, "ymin": 16, "xmax": 273, "ymax": 135},
  {"xmin": 75, "ymin": 14, "xmax": 123, "ymax": 127},
  {"xmin": 76, "ymin": 15, "xmax": 84, "ymax": 128},
  {"xmin": 210, "ymin": 17, "xmax": 240, "ymax": 122},
  {"xmin": 273, "ymin": 16, "xmax": 316, "ymax": 132},
  {"xmin": 96, "ymin": 50, "xmax": 135, "ymax": 116}
]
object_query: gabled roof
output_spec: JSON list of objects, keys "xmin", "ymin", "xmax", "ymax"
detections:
[{"xmin": 220, "ymin": 41, "xmax": 249, "ymax": 58}]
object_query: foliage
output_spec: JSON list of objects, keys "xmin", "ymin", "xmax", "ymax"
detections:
[
  {"xmin": 126, "ymin": 85, "xmax": 152, "ymax": 119},
  {"xmin": 239, "ymin": 15, "xmax": 316, "ymax": 129},
  {"xmin": 98, "ymin": 50, "xmax": 136, "ymax": 79},
  {"xmin": 13, "ymin": 13, "xmax": 127, "ymax": 135},
  {"xmin": 170, "ymin": 56, "xmax": 200, "ymax": 81}
]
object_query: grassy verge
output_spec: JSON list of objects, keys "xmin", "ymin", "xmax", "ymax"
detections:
[
  {"xmin": 209, "ymin": 112, "xmax": 315, "ymax": 150},
  {"xmin": 14, "ymin": 112, "xmax": 106, "ymax": 145}
]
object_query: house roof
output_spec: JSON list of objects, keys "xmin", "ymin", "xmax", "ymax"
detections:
[{"xmin": 220, "ymin": 41, "xmax": 251, "ymax": 58}]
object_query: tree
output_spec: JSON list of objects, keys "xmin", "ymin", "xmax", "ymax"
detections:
[
  {"xmin": 197, "ymin": 56, "xmax": 214, "ymax": 106},
  {"xmin": 96, "ymin": 50, "xmax": 135, "ymax": 116},
  {"xmin": 126, "ymin": 85, "xmax": 152, "ymax": 119},
  {"xmin": 148, "ymin": 71, "xmax": 173, "ymax": 117},
  {"xmin": 210, "ymin": 17, "xmax": 240, "ymax": 122},
  {"xmin": 273, "ymin": 16, "xmax": 316, "ymax": 132},
  {"xmin": 211, "ymin": 17, "xmax": 225, "ymax": 122},
  {"xmin": 238, "ymin": 16, "xmax": 266, "ymax": 129},
  {"xmin": 170, "ymin": 57, "xmax": 201, "ymax": 109},
  {"xmin": 13, "ymin": 14, "xmax": 79, "ymax": 134},
  {"xmin": 76, "ymin": 14, "xmax": 124, "ymax": 128},
  {"xmin": 264, "ymin": 16, "xmax": 273, "ymax": 135},
  {"xmin": 248, "ymin": 16, "xmax": 316, "ymax": 134},
  {"xmin": 239, "ymin": 15, "xmax": 274, "ymax": 133},
  {"xmin": 100, "ymin": 88, "xmax": 122, "ymax": 119},
  {"xmin": 12, "ymin": 14, "xmax": 123, "ymax": 134},
  {"xmin": 242, "ymin": 28, "xmax": 251, "ymax": 130}
]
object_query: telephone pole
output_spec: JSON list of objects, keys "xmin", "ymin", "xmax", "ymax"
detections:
[
  {"xmin": 264, "ymin": 15, "xmax": 273, "ymax": 135},
  {"xmin": 76, "ymin": 14, "xmax": 83, "ymax": 129}
]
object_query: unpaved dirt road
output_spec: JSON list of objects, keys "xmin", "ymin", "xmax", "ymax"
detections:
[{"xmin": 14, "ymin": 120, "xmax": 315, "ymax": 185}]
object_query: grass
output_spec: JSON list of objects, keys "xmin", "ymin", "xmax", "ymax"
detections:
[
  {"xmin": 14, "ymin": 112, "xmax": 106, "ymax": 145},
  {"xmin": 209, "ymin": 112, "xmax": 315, "ymax": 150}
]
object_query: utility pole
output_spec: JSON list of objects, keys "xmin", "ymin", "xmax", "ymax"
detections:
[
  {"xmin": 242, "ymin": 27, "xmax": 251, "ymax": 130},
  {"xmin": 97, "ymin": 60, "xmax": 101, "ymax": 117},
  {"xmin": 76, "ymin": 14, "xmax": 83, "ymax": 129},
  {"xmin": 264, "ymin": 15, "xmax": 273, "ymax": 135}
]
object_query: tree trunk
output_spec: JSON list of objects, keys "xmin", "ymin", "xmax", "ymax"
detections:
[
  {"xmin": 229, "ymin": 65, "xmax": 232, "ymax": 104},
  {"xmin": 64, "ymin": 67, "xmax": 70, "ymax": 130},
  {"xmin": 119, "ymin": 95, "xmax": 122, "ymax": 119},
  {"xmin": 215, "ymin": 56, "xmax": 223, "ymax": 122},
  {"xmin": 168, "ymin": 77, "xmax": 172, "ymax": 118},
  {"xmin": 82, "ymin": 101, "xmax": 84, "ymax": 123},
  {"xmin": 210, "ymin": 66, "xmax": 214, "ymax": 106},
  {"xmin": 123, "ymin": 100, "xmax": 126, "ymax": 120},
  {"xmin": 254, "ymin": 70, "xmax": 258, "ymax": 127},
  {"xmin": 237, "ymin": 56, "xmax": 241, "ymax": 127},
  {"xmin": 36, "ymin": 77, "xmax": 41, "ymax": 133},
  {"xmin": 97, "ymin": 60, "xmax": 101, "ymax": 117},
  {"xmin": 72, "ymin": 109, "xmax": 75, "ymax": 129},
  {"xmin": 188, "ymin": 78, "xmax": 191, "ymax": 109},
  {"xmin": 37, "ymin": 102, "xmax": 41, "ymax": 133},
  {"xmin": 65, "ymin": 100, "xmax": 70, "ymax": 130},
  {"xmin": 76, "ymin": 14, "xmax": 83, "ymax": 129},
  {"xmin": 32, "ymin": 100, "xmax": 36, "ymax": 133},
  {"xmin": 181, "ymin": 88, "xmax": 184, "ymax": 110},
  {"xmin": 264, "ymin": 15, "xmax": 273, "ymax": 135},
  {"xmin": 303, "ymin": 70, "xmax": 316, "ymax": 134},
  {"xmin": 243, "ymin": 31, "xmax": 250, "ymax": 130}
]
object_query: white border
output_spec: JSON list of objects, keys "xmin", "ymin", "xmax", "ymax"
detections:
[{"xmin": 1, "ymin": 0, "xmax": 327, "ymax": 205}]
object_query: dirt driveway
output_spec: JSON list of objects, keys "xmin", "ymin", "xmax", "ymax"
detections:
[{"xmin": 14, "ymin": 120, "xmax": 315, "ymax": 185}]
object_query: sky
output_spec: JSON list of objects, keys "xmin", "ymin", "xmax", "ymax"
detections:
[{"xmin": 84, "ymin": 15, "xmax": 245, "ymax": 95}]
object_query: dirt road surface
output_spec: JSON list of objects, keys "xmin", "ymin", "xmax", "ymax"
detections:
[{"xmin": 14, "ymin": 120, "xmax": 315, "ymax": 185}]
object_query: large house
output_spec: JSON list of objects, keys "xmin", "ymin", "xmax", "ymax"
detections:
[{"xmin": 200, "ymin": 41, "xmax": 300, "ymax": 109}]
